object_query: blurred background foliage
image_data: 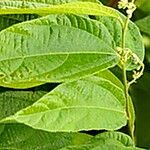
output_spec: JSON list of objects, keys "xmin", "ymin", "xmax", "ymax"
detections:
[{"xmin": 100, "ymin": 0, "xmax": 150, "ymax": 149}]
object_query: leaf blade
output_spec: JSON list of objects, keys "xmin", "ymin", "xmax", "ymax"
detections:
[
  {"xmin": 95, "ymin": 15, "xmax": 145, "ymax": 70},
  {"xmin": 135, "ymin": 15, "xmax": 150, "ymax": 36},
  {"xmin": 1, "ymin": 74, "xmax": 127, "ymax": 132},
  {"xmin": 0, "ymin": 123, "xmax": 91, "ymax": 150},
  {"xmin": 60, "ymin": 131, "xmax": 144, "ymax": 150},
  {"xmin": 0, "ymin": 14, "xmax": 119, "ymax": 88},
  {"xmin": 0, "ymin": 1, "xmax": 123, "ymax": 25}
]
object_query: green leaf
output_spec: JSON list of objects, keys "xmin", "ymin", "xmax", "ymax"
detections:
[
  {"xmin": 0, "ymin": 0, "xmax": 99, "ymax": 31},
  {"xmin": 93, "ymin": 131, "xmax": 134, "ymax": 146},
  {"xmin": 0, "ymin": 1, "xmax": 123, "ymax": 25},
  {"xmin": 96, "ymin": 70, "xmax": 124, "ymax": 89},
  {"xmin": 0, "ymin": 15, "xmax": 19, "ymax": 31},
  {"xmin": 143, "ymin": 35, "xmax": 150, "ymax": 49},
  {"xmin": 101, "ymin": 72, "xmax": 135, "ymax": 138},
  {"xmin": 95, "ymin": 15, "xmax": 145, "ymax": 70},
  {"xmin": 0, "ymin": 86, "xmax": 48, "ymax": 120},
  {"xmin": 60, "ymin": 131, "xmax": 144, "ymax": 150},
  {"xmin": 1, "ymin": 74, "xmax": 127, "ymax": 132},
  {"xmin": 0, "ymin": 123, "xmax": 91, "ymax": 150},
  {"xmin": 0, "ymin": 0, "xmax": 100, "ymax": 5},
  {"xmin": 135, "ymin": 16, "xmax": 150, "ymax": 36},
  {"xmin": 0, "ymin": 14, "xmax": 39, "ymax": 31},
  {"xmin": 135, "ymin": 0, "xmax": 150, "ymax": 13},
  {"xmin": 0, "ymin": 14, "xmax": 119, "ymax": 88},
  {"xmin": 130, "ymin": 72, "xmax": 150, "ymax": 149}
]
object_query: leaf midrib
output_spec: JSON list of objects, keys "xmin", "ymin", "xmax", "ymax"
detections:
[
  {"xmin": 16, "ymin": 105, "xmax": 126, "ymax": 117},
  {"xmin": 4, "ymin": 56, "xmax": 116, "ymax": 82},
  {"xmin": 0, "ymin": 52, "xmax": 116, "ymax": 62}
]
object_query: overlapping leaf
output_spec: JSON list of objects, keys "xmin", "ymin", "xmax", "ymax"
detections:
[
  {"xmin": 0, "ymin": 123, "xmax": 91, "ymax": 150},
  {"xmin": 93, "ymin": 131, "xmax": 134, "ymax": 146},
  {"xmin": 0, "ymin": 1, "xmax": 122, "ymax": 25},
  {"xmin": 0, "ymin": 124, "xmax": 144, "ymax": 150},
  {"xmin": 96, "ymin": 15, "xmax": 145, "ymax": 70},
  {"xmin": 0, "ymin": 15, "xmax": 19, "ymax": 31},
  {"xmin": 0, "ymin": 1, "xmax": 144, "ymax": 87},
  {"xmin": 0, "ymin": 14, "xmax": 119, "ymax": 88},
  {"xmin": 136, "ymin": 16, "xmax": 150, "ymax": 36},
  {"xmin": 0, "ymin": 0, "xmax": 94, "ymax": 31},
  {"xmin": 135, "ymin": 0, "xmax": 150, "ymax": 13},
  {"xmin": 0, "ymin": 0, "xmax": 99, "ymax": 6},
  {"xmin": 0, "ymin": 86, "xmax": 49, "ymax": 120},
  {"xmin": 61, "ymin": 131, "xmax": 144, "ymax": 150},
  {"xmin": 130, "ymin": 72, "xmax": 150, "ymax": 149},
  {"xmin": 1, "ymin": 73, "xmax": 127, "ymax": 132}
]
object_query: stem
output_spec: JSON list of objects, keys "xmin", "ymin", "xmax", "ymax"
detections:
[
  {"xmin": 121, "ymin": 13, "xmax": 135, "ymax": 141},
  {"xmin": 122, "ymin": 64, "xmax": 135, "ymax": 140},
  {"xmin": 122, "ymin": 65, "xmax": 130, "ymax": 120},
  {"xmin": 122, "ymin": 17, "xmax": 130, "ymax": 49}
]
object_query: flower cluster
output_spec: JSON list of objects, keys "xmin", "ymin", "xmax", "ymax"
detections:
[
  {"xmin": 118, "ymin": 0, "xmax": 129, "ymax": 9},
  {"xmin": 118, "ymin": 0, "xmax": 136, "ymax": 18},
  {"xmin": 117, "ymin": 46, "xmax": 144, "ymax": 86}
]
